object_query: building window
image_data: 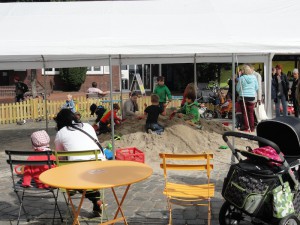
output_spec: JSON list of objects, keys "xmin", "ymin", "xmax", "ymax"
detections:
[
  {"xmin": 42, "ymin": 68, "xmax": 60, "ymax": 75},
  {"xmin": 87, "ymin": 66, "xmax": 110, "ymax": 75}
]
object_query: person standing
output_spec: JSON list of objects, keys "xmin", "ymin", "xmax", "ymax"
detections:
[
  {"xmin": 250, "ymin": 65, "xmax": 262, "ymax": 105},
  {"xmin": 273, "ymin": 64, "xmax": 289, "ymax": 117},
  {"xmin": 291, "ymin": 68, "xmax": 300, "ymax": 117},
  {"xmin": 14, "ymin": 76, "xmax": 28, "ymax": 102},
  {"xmin": 236, "ymin": 64, "xmax": 258, "ymax": 132},
  {"xmin": 153, "ymin": 76, "xmax": 172, "ymax": 110}
]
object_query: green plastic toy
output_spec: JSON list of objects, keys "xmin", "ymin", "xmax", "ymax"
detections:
[
  {"xmin": 219, "ymin": 145, "xmax": 229, "ymax": 149},
  {"xmin": 107, "ymin": 143, "xmax": 112, "ymax": 150}
]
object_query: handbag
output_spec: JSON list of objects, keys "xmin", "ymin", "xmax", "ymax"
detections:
[
  {"xmin": 272, "ymin": 176, "xmax": 295, "ymax": 218},
  {"xmin": 254, "ymin": 104, "xmax": 268, "ymax": 123},
  {"xmin": 72, "ymin": 126, "xmax": 105, "ymax": 156}
]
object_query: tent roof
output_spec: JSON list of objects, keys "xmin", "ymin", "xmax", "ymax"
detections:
[{"xmin": 0, "ymin": 0, "xmax": 299, "ymax": 69}]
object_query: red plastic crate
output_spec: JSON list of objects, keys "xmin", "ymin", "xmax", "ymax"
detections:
[{"xmin": 115, "ymin": 147, "xmax": 145, "ymax": 163}]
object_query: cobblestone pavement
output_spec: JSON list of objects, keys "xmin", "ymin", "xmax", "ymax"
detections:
[{"xmin": 0, "ymin": 121, "xmax": 249, "ymax": 225}]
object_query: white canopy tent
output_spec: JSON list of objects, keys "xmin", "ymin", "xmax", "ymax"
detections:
[{"xmin": 0, "ymin": 0, "xmax": 300, "ymax": 152}]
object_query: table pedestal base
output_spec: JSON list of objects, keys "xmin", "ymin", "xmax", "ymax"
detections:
[{"xmin": 67, "ymin": 185, "xmax": 131, "ymax": 225}]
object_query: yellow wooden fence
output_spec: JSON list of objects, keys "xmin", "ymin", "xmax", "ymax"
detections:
[{"xmin": 0, "ymin": 95, "xmax": 182, "ymax": 124}]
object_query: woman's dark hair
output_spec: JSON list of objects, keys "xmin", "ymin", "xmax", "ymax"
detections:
[
  {"xmin": 92, "ymin": 82, "xmax": 97, "ymax": 88},
  {"xmin": 54, "ymin": 108, "xmax": 80, "ymax": 131},
  {"xmin": 186, "ymin": 92, "xmax": 196, "ymax": 102},
  {"xmin": 157, "ymin": 76, "xmax": 164, "ymax": 82}
]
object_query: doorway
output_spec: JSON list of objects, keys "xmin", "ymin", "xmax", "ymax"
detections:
[{"xmin": 0, "ymin": 71, "xmax": 9, "ymax": 86}]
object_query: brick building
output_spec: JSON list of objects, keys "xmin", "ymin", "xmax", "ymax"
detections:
[{"xmin": 0, "ymin": 64, "xmax": 162, "ymax": 96}]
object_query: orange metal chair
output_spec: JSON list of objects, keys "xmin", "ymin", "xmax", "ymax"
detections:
[{"xmin": 159, "ymin": 153, "xmax": 215, "ymax": 225}]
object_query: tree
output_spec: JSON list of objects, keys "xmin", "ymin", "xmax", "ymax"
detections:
[{"xmin": 59, "ymin": 67, "xmax": 87, "ymax": 91}]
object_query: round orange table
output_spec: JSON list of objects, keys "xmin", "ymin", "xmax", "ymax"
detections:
[{"xmin": 40, "ymin": 160, "xmax": 153, "ymax": 225}]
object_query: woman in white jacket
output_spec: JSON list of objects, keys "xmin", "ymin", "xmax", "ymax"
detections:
[{"xmin": 54, "ymin": 109, "xmax": 106, "ymax": 217}]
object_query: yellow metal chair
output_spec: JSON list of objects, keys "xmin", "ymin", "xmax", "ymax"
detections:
[
  {"xmin": 159, "ymin": 153, "xmax": 215, "ymax": 225},
  {"xmin": 54, "ymin": 150, "xmax": 108, "ymax": 223}
]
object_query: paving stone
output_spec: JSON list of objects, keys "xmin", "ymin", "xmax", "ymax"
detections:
[{"xmin": 0, "ymin": 122, "xmax": 244, "ymax": 225}]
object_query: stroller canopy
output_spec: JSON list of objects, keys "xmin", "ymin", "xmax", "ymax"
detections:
[{"xmin": 257, "ymin": 117, "xmax": 300, "ymax": 157}]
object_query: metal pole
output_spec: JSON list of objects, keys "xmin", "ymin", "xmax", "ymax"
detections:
[
  {"xmin": 194, "ymin": 54, "xmax": 197, "ymax": 99},
  {"xmin": 119, "ymin": 55, "xmax": 123, "ymax": 118},
  {"xmin": 232, "ymin": 54, "xmax": 236, "ymax": 132},
  {"xmin": 265, "ymin": 53, "xmax": 274, "ymax": 118},
  {"xmin": 231, "ymin": 53, "xmax": 236, "ymax": 165},
  {"xmin": 159, "ymin": 64, "xmax": 162, "ymax": 76},
  {"xmin": 109, "ymin": 56, "xmax": 115, "ymax": 159},
  {"xmin": 150, "ymin": 64, "xmax": 152, "ymax": 91},
  {"xmin": 41, "ymin": 55, "xmax": 48, "ymax": 132}
]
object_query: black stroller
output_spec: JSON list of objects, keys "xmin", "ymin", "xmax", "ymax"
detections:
[{"xmin": 220, "ymin": 117, "xmax": 300, "ymax": 225}]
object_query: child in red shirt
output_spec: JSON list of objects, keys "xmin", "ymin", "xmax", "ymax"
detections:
[
  {"xmin": 99, "ymin": 103, "xmax": 122, "ymax": 134},
  {"xmin": 22, "ymin": 130, "xmax": 56, "ymax": 188}
]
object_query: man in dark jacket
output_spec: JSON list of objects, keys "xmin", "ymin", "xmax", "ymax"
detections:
[
  {"xmin": 273, "ymin": 64, "xmax": 289, "ymax": 117},
  {"xmin": 14, "ymin": 76, "xmax": 28, "ymax": 102},
  {"xmin": 291, "ymin": 68, "xmax": 299, "ymax": 117}
]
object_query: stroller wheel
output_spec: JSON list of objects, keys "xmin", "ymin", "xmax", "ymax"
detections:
[
  {"xmin": 278, "ymin": 215, "xmax": 300, "ymax": 225},
  {"xmin": 219, "ymin": 201, "xmax": 244, "ymax": 225}
]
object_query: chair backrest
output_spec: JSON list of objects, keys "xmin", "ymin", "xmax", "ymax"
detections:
[
  {"xmin": 54, "ymin": 149, "xmax": 102, "ymax": 166},
  {"xmin": 159, "ymin": 153, "xmax": 214, "ymax": 180},
  {"xmin": 5, "ymin": 150, "xmax": 55, "ymax": 188}
]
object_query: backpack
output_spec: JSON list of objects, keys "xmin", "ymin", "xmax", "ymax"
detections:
[
  {"xmin": 90, "ymin": 103, "xmax": 97, "ymax": 115},
  {"xmin": 95, "ymin": 105, "xmax": 107, "ymax": 123}
]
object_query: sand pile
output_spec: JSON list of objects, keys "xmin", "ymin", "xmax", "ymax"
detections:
[{"xmin": 99, "ymin": 111, "xmax": 258, "ymax": 171}]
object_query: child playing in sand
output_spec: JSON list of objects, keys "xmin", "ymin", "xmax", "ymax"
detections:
[
  {"xmin": 99, "ymin": 103, "xmax": 122, "ymax": 134},
  {"xmin": 176, "ymin": 92, "xmax": 200, "ymax": 127},
  {"xmin": 22, "ymin": 130, "xmax": 56, "ymax": 188},
  {"xmin": 153, "ymin": 76, "xmax": 172, "ymax": 110},
  {"xmin": 144, "ymin": 94, "xmax": 166, "ymax": 134}
]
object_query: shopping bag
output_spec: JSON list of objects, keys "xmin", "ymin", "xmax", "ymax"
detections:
[
  {"xmin": 272, "ymin": 180, "xmax": 294, "ymax": 218},
  {"xmin": 254, "ymin": 104, "xmax": 268, "ymax": 123}
]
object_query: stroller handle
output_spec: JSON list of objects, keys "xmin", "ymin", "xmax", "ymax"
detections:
[{"xmin": 222, "ymin": 131, "xmax": 282, "ymax": 155}]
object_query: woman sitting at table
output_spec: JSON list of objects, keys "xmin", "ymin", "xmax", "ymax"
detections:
[{"xmin": 54, "ymin": 108, "xmax": 106, "ymax": 217}]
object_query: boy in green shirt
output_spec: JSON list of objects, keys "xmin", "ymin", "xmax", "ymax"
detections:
[
  {"xmin": 154, "ymin": 76, "xmax": 172, "ymax": 110},
  {"xmin": 176, "ymin": 92, "xmax": 200, "ymax": 127}
]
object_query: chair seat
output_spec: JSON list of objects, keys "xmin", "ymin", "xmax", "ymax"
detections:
[{"xmin": 163, "ymin": 182, "xmax": 215, "ymax": 199}]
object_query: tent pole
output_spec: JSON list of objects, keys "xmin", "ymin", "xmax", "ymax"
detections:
[
  {"xmin": 119, "ymin": 55, "xmax": 123, "ymax": 118},
  {"xmin": 265, "ymin": 53, "xmax": 274, "ymax": 118},
  {"xmin": 41, "ymin": 55, "xmax": 48, "ymax": 132},
  {"xmin": 194, "ymin": 54, "xmax": 197, "ymax": 99},
  {"xmin": 159, "ymin": 64, "xmax": 162, "ymax": 76},
  {"xmin": 109, "ymin": 55, "xmax": 115, "ymax": 159},
  {"xmin": 150, "ymin": 64, "xmax": 152, "ymax": 91},
  {"xmin": 231, "ymin": 53, "xmax": 236, "ymax": 164}
]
